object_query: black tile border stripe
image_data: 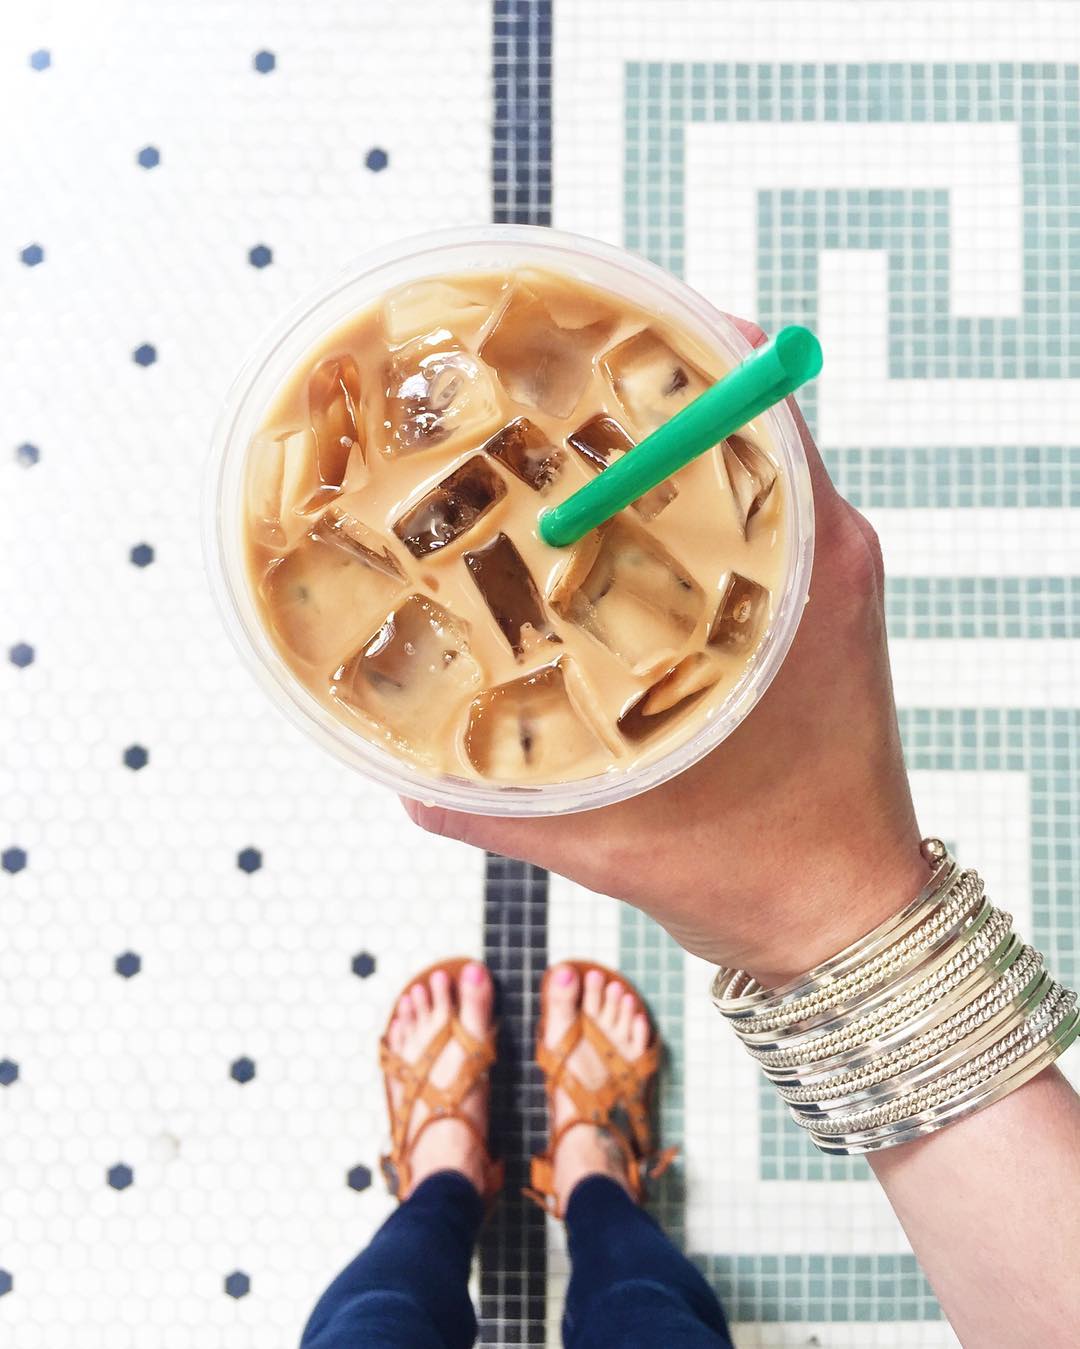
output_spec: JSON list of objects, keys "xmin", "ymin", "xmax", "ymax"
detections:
[
  {"xmin": 493, "ymin": 0, "xmax": 553, "ymax": 226},
  {"xmin": 481, "ymin": 6, "xmax": 554, "ymax": 1339}
]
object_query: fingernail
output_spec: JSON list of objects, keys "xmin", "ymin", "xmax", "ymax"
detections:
[
  {"xmin": 464, "ymin": 962, "xmax": 485, "ymax": 985},
  {"xmin": 555, "ymin": 965, "xmax": 575, "ymax": 986}
]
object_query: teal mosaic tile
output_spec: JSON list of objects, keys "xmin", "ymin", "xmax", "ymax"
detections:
[
  {"xmin": 619, "ymin": 57, "xmax": 1079, "ymax": 1324},
  {"xmin": 885, "ymin": 577, "xmax": 1080, "ymax": 639},
  {"xmin": 624, "ymin": 62, "xmax": 1080, "ymax": 428},
  {"xmin": 823, "ymin": 446, "xmax": 1080, "ymax": 511},
  {"xmin": 693, "ymin": 1253, "xmax": 940, "ymax": 1323}
]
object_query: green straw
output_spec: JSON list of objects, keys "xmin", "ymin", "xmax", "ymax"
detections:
[{"xmin": 538, "ymin": 324, "xmax": 823, "ymax": 548}]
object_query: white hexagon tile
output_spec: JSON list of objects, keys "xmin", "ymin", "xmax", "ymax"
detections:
[{"xmin": 0, "ymin": 3, "xmax": 491, "ymax": 1346}]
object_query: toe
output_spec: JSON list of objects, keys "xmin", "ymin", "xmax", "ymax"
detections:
[
  {"xmin": 410, "ymin": 981, "xmax": 431, "ymax": 1021},
  {"xmin": 630, "ymin": 1012, "xmax": 650, "ymax": 1059},
  {"xmin": 615, "ymin": 991, "xmax": 636, "ymax": 1042},
  {"xmin": 388, "ymin": 1017, "xmax": 404, "ymax": 1054},
  {"xmin": 544, "ymin": 963, "xmax": 581, "ymax": 1047},
  {"xmin": 457, "ymin": 961, "xmax": 494, "ymax": 1043},
  {"xmin": 397, "ymin": 992, "xmax": 416, "ymax": 1032},
  {"xmin": 601, "ymin": 978, "xmax": 624, "ymax": 1029},
  {"xmin": 582, "ymin": 968, "xmax": 604, "ymax": 1019},
  {"xmin": 430, "ymin": 968, "xmax": 451, "ymax": 1018}
]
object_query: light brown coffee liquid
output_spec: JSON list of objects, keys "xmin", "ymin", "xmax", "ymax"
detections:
[{"xmin": 243, "ymin": 267, "xmax": 788, "ymax": 784}]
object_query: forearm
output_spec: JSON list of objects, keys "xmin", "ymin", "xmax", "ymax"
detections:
[{"xmin": 869, "ymin": 1067, "xmax": 1080, "ymax": 1348}]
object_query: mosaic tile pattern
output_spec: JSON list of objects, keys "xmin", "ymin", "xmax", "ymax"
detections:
[{"xmin": 825, "ymin": 445, "xmax": 1080, "ymax": 511}]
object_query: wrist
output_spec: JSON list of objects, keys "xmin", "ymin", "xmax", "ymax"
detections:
[{"xmin": 741, "ymin": 826, "xmax": 929, "ymax": 987}]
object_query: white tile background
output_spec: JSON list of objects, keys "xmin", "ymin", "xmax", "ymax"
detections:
[{"xmin": 0, "ymin": 3, "xmax": 490, "ymax": 1346}]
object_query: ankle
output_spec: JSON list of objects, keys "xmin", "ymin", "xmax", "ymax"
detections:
[{"xmin": 553, "ymin": 1123, "xmax": 632, "ymax": 1209}]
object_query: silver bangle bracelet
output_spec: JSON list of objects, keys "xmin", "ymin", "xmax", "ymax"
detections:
[{"xmin": 713, "ymin": 841, "xmax": 1080, "ymax": 1156}]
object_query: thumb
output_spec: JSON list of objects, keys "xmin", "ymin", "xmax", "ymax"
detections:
[
  {"xmin": 400, "ymin": 796, "xmax": 519, "ymax": 854},
  {"xmin": 400, "ymin": 796, "xmax": 569, "ymax": 873}
]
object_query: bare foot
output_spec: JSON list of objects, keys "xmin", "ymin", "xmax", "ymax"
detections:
[
  {"xmin": 542, "ymin": 964, "xmax": 651, "ymax": 1211},
  {"xmin": 385, "ymin": 961, "xmax": 494, "ymax": 1197}
]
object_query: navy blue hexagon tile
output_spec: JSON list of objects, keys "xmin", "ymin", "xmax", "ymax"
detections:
[
  {"xmin": 132, "ymin": 343, "xmax": 157, "ymax": 367},
  {"xmin": 224, "ymin": 1271, "xmax": 251, "ymax": 1299},
  {"xmin": 365, "ymin": 147, "xmax": 389, "ymax": 172},
  {"xmin": 2, "ymin": 848, "xmax": 27, "ymax": 876},
  {"xmin": 346, "ymin": 1164, "xmax": 372, "ymax": 1192},
  {"xmin": 0, "ymin": 1270, "xmax": 11, "ymax": 1297},
  {"xmin": 129, "ymin": 543, "xmax": 154, "ymax": 568},
  {"xmin": 20, "ymin": 244, "xmax": 44, "ymax": 267},
  {"xmin": 248, "ymin": 244, "xmax": 273, "ymax": 269},
  {"xmin": 137, "ymin": 145, "xmax": 160, "ymax": 169},
  {"xmin": 236, "ymin": 847, "xmax": 262, "ymax": 875},
  {"xmin": 8, "ymin": 643, "xmax": 34, "ymax": 669},
  {"xmin": 230, "ymin": 1057, "xmax": 255, "ymax": 1085},
  {"xmin": 0, "ymin": 1061, "xmax": 19, "ymax": 1088},
  {"xmin": 29, "ymin": 49, "xmax": 50, "ymax": 71},
  {"xmin": 114, "ymin": 952, "xmax": 141, "ymax": 979},
  {"xmin": 123, "ymin": 745, "xmax": 149, "ymax": 771},
  {"xmin": 15, "ymin": 442, "xmax": 39, "ymax": 467},
  {"xmin": 107, "ymin": 1164, "xmax": 134, "ymax": 1191},
  {"xmin": 253, "ymin": 50, "xmax": 275, "ymax": 73},
  {"xmin": 351, "ymin": 952, "xmax": 376, "ymax": 979}
]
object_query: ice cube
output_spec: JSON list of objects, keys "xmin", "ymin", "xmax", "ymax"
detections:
[
  {"xmin": 601, "ymin": 329, "xmax": 709, "ymax": 434},
  {"xmin": 393, "ymin": 455, "xmax": 507, "ymax": 558},
  {"xmin": 312, "ymin": 499, "xmax": 407, "ymax": 580},
  {"xmin": 480, "ymin": 284, "xmax": 612, "ymax": 418},
  {"xmin": 567, "ymin": 415, "xmax": 678, "ymax": 521},
  {"xmin": 483, "ymin": 418, "xmax": 565, "ymax": 493},
  {"xmin": 261, "ymin": 521, "xmax": 407, "ymax": 665},
  {"xmin": 383, "ymin": 331, "xmax": 501, "ymax": 455},
  {"xmin": 332, "ymin": 596, "xmax": 481, "ymax": 752},
  {"xmin": 722, "ymin": 435, "xmax": 777, "ymax": 536},
  {"xmin": 464, "ymin": 661, "xmax": 606, "ymax": 782},
  {"xmin": 382, "ymin": 278, "xmax": 504, "ymax": 346},
  {"xmin": 309, "ymin": 355, "xmax": 365, "ymax": 485},
  {"xmin": 708, "ymin": 572, "xmax": 769, "ymax": 652},
  {"xmin": 617, "ymin": 653, "xmax": 721, "ymax": 742},
  {"xmin": 464, "ymin": 533, "xmax": 559, "ymax": 659},
  {"xmin": 549, "ymin": 520, "xmax": 705, "ymax": 673},
  {"xmin": 245, "ymin": 428, "xmax": 326, "ymax": 550}
]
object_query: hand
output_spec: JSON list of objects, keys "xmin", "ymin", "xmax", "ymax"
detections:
[{"xmin": 405, "ymin": 320, "xmax": 928, "ymax": 984}]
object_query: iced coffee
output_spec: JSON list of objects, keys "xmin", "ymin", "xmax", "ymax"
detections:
[{"xmin": 242, "ymin": 268, "xmax": 787, "ymax": 785}]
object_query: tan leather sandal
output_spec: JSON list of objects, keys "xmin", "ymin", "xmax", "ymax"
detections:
[
  {"xmin": 525, "ymin": 959, "xmax": 677, "ymax": 1217},
  {"xmin": 378, "ymin": 957, "xmax": 504, "ymax": 1206}
]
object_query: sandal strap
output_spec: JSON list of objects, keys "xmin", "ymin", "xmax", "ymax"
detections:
[
  {"xmin": 527, "ymin": 963, "xmax": 676, "ymax": 1219},
  {"xmin": 380, "ymin": 1009, "xmax": 499, "ymax": 1204},
  {"xmin": 525, "ymin": 1119, "xmax": 678, "ymax": 1219},
  {"xmin": 536, "ymin": 1016, "xmax": 661, "ymax": 1157}
]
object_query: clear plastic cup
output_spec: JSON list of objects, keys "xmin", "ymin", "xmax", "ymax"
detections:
[{"xmin": 206, "ymin": 225, "xmax": 815, "ymax": 816}]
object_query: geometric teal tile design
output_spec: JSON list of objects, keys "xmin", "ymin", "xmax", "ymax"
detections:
[
  {"xmin": 626, "ymin": 62, "xmax": 1080, "ymax": 369},
  {"xmin": 885, "ymin": 577, "xmax": 1080, "ymax": 639},
  {"xmin": 625, "ymin": 62, "xmax": 1080, "ymax": 428},
  {"xmin": 621, "ymin": 55, "xmax": 1080, "ymax": 1327},
  {"xmin": 694, "ymin": 1252, "xmax": 940, "ymax": 1324},
  {"xmin": 760, "ymin": 707, "xmax": 1080, "ymax": 1182},
  {"xmin": 825, "ymin": 446, "xmax": 1080, "ymax": 510}
]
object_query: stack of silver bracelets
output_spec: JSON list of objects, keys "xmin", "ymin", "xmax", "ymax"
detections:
[{"xmin": 712, "ymin": 840, "xmax": 1080, "ymax": 1154}]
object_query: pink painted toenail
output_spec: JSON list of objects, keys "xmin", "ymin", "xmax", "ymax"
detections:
[
  {"xmin": 555, "ymin": 965, "xmax": 575, "ymax": 986},
  {"xmin": 464, "ymin": 963, "xmax": 485, "ymax": 985}
]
